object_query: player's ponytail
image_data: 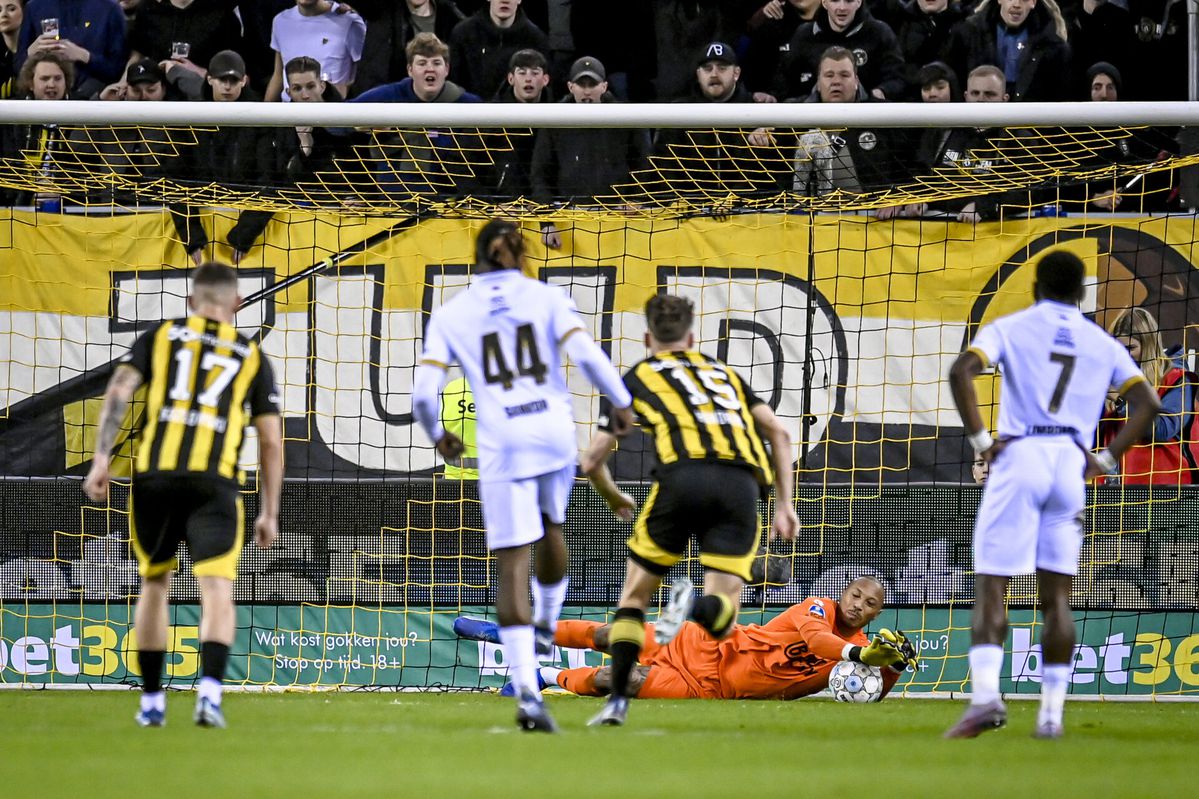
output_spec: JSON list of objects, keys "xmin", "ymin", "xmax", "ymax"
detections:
[{"xmin": 475, "ymin": 219, "xmax": 524, "ymax": 272}]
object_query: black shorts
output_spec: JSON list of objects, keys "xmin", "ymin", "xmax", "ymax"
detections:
[
  {"xmin": 626, "ymin": 462, "xmax": 762, "ymax": 581},
  {"xmin": 129, "ymin": 475, "xmax": 244, "ymax": 581}
]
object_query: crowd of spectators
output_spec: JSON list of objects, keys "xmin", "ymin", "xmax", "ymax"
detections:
[
  {"xmin": 0, "ymin": 0, "xmax": 1196, "ymax": 258},
  {"xmin": 1, "ymin": 0, "xmax": 1187, "ymax": 102}
]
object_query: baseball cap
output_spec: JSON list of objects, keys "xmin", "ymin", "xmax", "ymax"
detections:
[
  {"xmin": 126, "ymin": 58, "xmax": 166, "ymax": 86},
  {"xmin": 697, "ymin": 42, "xmax": 737, "ymax": 67},
  {"xmin": 568, "ymin": 56, "xmax": 606, "ymax": 84},
  {"xmin": 207, "ymin": 50, "xmax": 247, "ymax": 80}
]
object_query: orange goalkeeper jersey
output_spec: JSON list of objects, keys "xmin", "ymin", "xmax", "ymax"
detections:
[{"xmin": 644, "ymin": 597, "xmax": 886, "ymax": 700}]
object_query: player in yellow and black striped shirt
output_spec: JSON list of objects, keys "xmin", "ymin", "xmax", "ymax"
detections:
[
  {"xmin": 619, "ymin": 349, "xmax": 774, "ymax": 486},
  {"xmin": 83, "ymin": 262, "xmax": 283, "ymax": 730},
  {"xmin": 580, "ymin": 294, "xmax": 799, "ymax": 727}
]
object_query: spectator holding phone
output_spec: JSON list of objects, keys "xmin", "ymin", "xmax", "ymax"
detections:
[{"xmin": 17, "ymin": 0, "xmax": 126, "ymax": 96}]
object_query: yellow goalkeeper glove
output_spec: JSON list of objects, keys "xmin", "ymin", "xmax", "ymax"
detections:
[
  {"xmin": 854, "ymin": 631, "xmax": 905, "ymax": 668},
  {"xmin": 879, "ymin": 628, "xmax": 920, "ymax": 672}
]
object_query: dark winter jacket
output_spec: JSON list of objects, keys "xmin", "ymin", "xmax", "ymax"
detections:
[
  {"xmin": 569, "ymin": 0, "xmax": 656, "ymax": 101},
  {"xmin": 530, "ymin": 94, "xmax": 651, "ymax": 204},
  {"xmin": 915, "ymin": 125, "xmax": 1042, "ymax": 218},
  {"xmin": 741, "ymin": 1, "xmax": 814, "ymax": 95},
  {"xmin": 85, "ymin": 104, "xmax": 187, "ymax": 205},
  {"xmin": 650, "ymin": 0, "xmax": 728, "ymax": 101},
  {"xmin": 775, "ymin": 7, "xmax": 907, "ymax": 101},
  {"xmin": 449, "ymin": 8, "xmax": 549, "ymax": 98},
  {"xmin": 942, "ymin": 0, "xmax": 1071, "ymax": 101},
  {"xmin": 1060, "ymin": 0, "xmax": 1127, "ymax": 92},
  {"xmin": 169, "ymin": 85, "xmax": 275, "ymax": 253},
  {"xmin": 486, "ymin": 80, "xmax": 551, "ymax": 200},
  {"xmin": 0, "ymin": 108, "xmax": 90, "ymax": 206},
  {"xmin": 16, "ymin": 0, "xmax": 128, "ymax": 92},
  {"xmin": 0, "ymin": 41, "xmax": 17, "ymax": 99},
  {"xmin": 649, "ymin": 81, "xmax": 788, "ymax": 201},
  {"xmin": 273, "ymin": 82, "xmax": 351, "ymax": 195},
  {"xmin": 352, "ymin": 0, "xmax": 465, "ymax": 96},
  {"xmin": 793, "ymin": 92, "xmax": 905, "ymax": 196},
  {"xmin": 127, "ymin": 0, "xmax": 242, "ymax": 70},
  {"xmin": 891, "ymin": 0, "xmax": 968, "ymax": 99}
]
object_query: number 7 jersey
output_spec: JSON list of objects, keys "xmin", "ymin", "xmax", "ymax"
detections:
[
  {"xmin": 967, "ymin": 299, "xmax": 1145, "ymax": 446},
  {"xmin": 420, "ymin": 270, "xmax": 585, "ymax": 482}
]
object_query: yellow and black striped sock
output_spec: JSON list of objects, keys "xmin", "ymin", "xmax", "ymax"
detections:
[
  {"xmin": 691, "ymin": 594, "xmax": 736, "ymax": 638},
  {"xmin": 608, "ymin": 607, "xmax": 646, "ymax": 698}
]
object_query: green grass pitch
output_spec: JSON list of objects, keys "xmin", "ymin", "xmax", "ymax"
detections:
[{"xmin": 3, "ymin": 691, "xmax": 1195, "ymax": 798}]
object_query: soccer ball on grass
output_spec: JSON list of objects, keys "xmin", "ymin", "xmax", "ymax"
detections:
[{"xmin": 828, "ymin": 660, "xmax": 883, "ymax": 703}]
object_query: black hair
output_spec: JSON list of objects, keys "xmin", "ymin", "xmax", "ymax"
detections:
[
  {"xmin": 508, "ymin": 48, "xmax": 549, "ymax": 73},
  {"xmin": 1035, "ymin": 251, "xmax": 1086, "ymax": 302},
  {"xmin": 285, "ymin": 56, "xmax": 323, "ymax": 81},
  {"xmin": 917, "ymin": 60, "xmax": 961, "ymax": 101},
  {"xmin": 645, "ymin": 294, "xmax": 694, "ymax": 343},
  {"xmin": 475, "ymin": 219, "xmax": 524, "ymax": 271}
]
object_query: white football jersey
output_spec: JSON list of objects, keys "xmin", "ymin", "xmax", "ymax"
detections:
[
  {"xmin": 420, "ymin": 270, "xmax": 585, "ymax": 482},
  {"xmin": 969, "ymin": 300, "xmax": 1145, "ymax": 446}
]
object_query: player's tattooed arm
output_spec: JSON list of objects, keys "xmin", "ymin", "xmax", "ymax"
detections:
[
  {"xmin": 95, "ymin": 365, "xmax": 143, "ymax": 458},
  {"xmin": 83, "ymin": 365, "xmax": 143, "ymax": 502}
]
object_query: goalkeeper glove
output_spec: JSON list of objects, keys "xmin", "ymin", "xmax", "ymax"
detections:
[
  {"xmin": 851, "ymin": 632, "xmax": 905, "ymax": 668},
  {"xmin": 878, "ymin": 628, "xmax": 920, "ymax": 672}
]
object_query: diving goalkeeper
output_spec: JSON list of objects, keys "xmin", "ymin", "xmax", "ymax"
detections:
[{"xmin": 455, "ymin": 576, "xmax": 918, "ymax": 700}]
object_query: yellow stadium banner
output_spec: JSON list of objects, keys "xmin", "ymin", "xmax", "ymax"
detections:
[{"xmin": 3, "ymin": 210, "xmax": 1199, "ymax": 482}]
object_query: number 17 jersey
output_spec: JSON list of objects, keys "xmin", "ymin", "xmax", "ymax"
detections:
[{"xmin": 420, "ymin": 270, "xmax": 585, "ymax": 482}]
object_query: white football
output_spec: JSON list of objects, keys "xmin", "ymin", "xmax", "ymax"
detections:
[{"xmin": 828, "ymin": 660, "xmax": 883, "ymax": 703}]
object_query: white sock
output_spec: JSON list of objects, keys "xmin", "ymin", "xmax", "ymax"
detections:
[
  {"xmin": 532, "ymin": 577, "xmax": 569, "ymax": 631},
  {"xmin": 1038, "ymin": 663, "xmax": 1071, "ymax": 726},
  {"xmin": 197, "ymin": 676, "xmax": 223, "ymax": 706},
  {"xmin": 140, "ymin": 691, "xmax": 165, "ymax": 713},
  {"xmin": 499, "ymin": 625, "xmax": 538, "ymax": 697},
  {"xmin": 969, "ymin": 644, "xmax": 1004, "ymax": 705},
  {"xmin": 538, "ymin": 666, "xmax": 563, "ymax": 689}
]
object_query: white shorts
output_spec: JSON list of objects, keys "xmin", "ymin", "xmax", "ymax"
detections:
[
  {"xmin": 478, "ymin": 463, "xmax": 577, "ymax": 551},
  {"xmin": 973, "ymin": 437, "xmax": 1086, "ymax": 577}
]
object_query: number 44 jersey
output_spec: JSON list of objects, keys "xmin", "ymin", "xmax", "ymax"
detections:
[
  {"xmin": 967, "ymin": 299, "xmax": 1144, "ymax": 447},
  {"xmin": 420, "ymin": 270, "xmax": 588, "ymax": 482}
]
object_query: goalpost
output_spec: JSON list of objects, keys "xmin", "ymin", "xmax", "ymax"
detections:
[{"xmin": 1, "ymin": 100, "xmax": 1198, "ymax": 698}]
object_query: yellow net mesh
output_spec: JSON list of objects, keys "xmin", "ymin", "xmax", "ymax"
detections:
[{"xmin": 1, "ymin": 117, "xmax": 1197, "ymax": 696}]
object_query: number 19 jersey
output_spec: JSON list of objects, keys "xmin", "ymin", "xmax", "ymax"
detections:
[
  {"xmin": 419, "ymin": 270, "xmax": 585, "ymax": 482},
  {"xmin": 968, "ymin": 300, "xmax": 1145, "ymax": 446}
]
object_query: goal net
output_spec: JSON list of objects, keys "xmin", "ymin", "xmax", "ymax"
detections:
[{"xmin": 1, "ymin": 101, "xmax": 1197, "ymax": 698}]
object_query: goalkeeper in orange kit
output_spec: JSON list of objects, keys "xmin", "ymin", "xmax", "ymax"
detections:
[{"xmin": 455, "ymin": 576, "xmax": 919, "ymax": 700}]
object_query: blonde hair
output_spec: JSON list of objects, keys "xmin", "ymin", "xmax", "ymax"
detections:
[{"xmin": 1110, "ymin": 307, "xmax": 1172, "ymax": 388}]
